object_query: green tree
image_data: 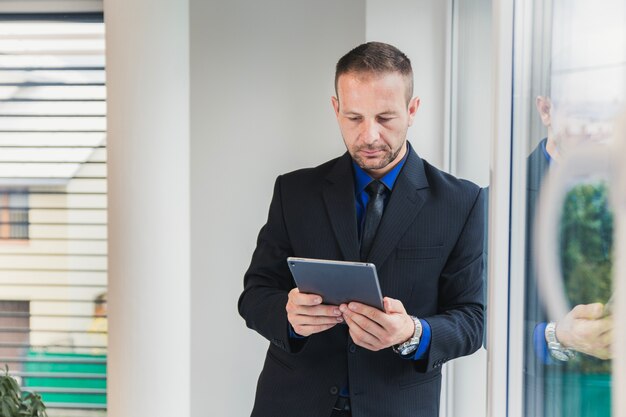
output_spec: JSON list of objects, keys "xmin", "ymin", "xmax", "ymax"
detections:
[{"xmin": 560, "ymin": 182, "xmax": 613, "ymax": 374}]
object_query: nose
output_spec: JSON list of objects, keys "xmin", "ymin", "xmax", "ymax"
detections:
[{"xmin": 359, "ymin": 119, "xmax": 380, "ymax": 144}]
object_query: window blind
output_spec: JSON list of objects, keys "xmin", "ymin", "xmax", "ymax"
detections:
[{"xmin": 0, "ymin": 15, "xmax": 107, "ymax": 417}]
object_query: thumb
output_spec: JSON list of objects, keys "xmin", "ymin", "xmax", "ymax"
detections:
[
  {"xmin": 384, "ymin": 297, "xmax": 406, "ymax": 314},
  {"xmin": 571, "ymin": 303, "xmax": 604, "ymax": 320}
]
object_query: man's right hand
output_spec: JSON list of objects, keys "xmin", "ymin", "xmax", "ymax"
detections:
[
  {"xmin": 286, "ymin": 288, "xmax": 343, "ymax": 337},
  {"xmin": 556, "ymin": 302, "xmax": 613, "ymax": 360}
]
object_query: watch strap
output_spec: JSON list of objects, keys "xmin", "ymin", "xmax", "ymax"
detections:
[
  {"xmin": 545, "ymin": 321, "xmax": 576, "ymax": 361},
  {"xmin": 393, "ymin": 315, "xmax": 422, "ymax": 356}
]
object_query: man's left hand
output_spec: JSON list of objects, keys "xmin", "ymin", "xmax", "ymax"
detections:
[{"xmin": 340, "ymin": 297, "xmax": 414, "ymax": 351}]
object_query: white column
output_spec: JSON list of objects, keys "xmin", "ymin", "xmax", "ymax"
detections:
[
  {"xmin": 105, "ymin": 0, "xmax": 191, "ymax": 416},
  {"xmin": 487, "ymin": 1, "xmax": 515, "ymax": 417}
]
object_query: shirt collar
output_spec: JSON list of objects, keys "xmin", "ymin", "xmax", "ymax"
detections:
[
  {"xmin": 352, "ymin": 142, "xmax": 410, "ymax": 194},
  {"xmin": 541, "ymin": 138, "xmax": 553, "ymax": 165}
]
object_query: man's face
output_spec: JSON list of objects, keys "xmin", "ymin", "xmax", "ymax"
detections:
[
  {"xmin": 332, "ymin": 71, "xmax": 419, "ymax": 178},
  {"xmin": 538, "ymin": 96, "xmax": 615, "ymax": 160}
]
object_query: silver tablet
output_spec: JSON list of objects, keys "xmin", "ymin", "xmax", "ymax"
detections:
[{"xmin": 287, "ymin": 257, "xmax": 384, "ymax": 310}]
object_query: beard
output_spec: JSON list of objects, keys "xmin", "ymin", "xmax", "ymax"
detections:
[{"xmin": 351, "ymin": 141, "xmax": 405, "ymax": 171}]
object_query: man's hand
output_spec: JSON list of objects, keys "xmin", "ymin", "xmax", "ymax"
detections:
[
  {"xmin": 340, "ymin": 297, "xmax": 414, "ymax": 352},
  {"xmin": 555, "ymin": 302, "xmax": 613, "ymax": 360},
  {"xmin": 286, "ymin": 288, "xmax": 343, "ymax": 337}
]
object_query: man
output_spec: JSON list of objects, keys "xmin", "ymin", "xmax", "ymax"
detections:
[{"xmin": 238, "ymin": 42, "xmax": 484, "ymax": 417}]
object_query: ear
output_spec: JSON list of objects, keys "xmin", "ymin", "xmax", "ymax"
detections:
[
  {"xmin": 331, "ymin": 96, "xmax": 340, "ymax": 117},
  {"xmin": 536, "ymin": 96, "xmax": 552, "ymax": 127},
  {"xmin": 407, "ymin": 97, "xmax": 420, "ymax": 126}
]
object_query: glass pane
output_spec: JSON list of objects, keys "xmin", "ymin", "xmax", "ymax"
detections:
[
  {"xmin": 0, "ymin": 18, "xmax": 108, "ymax": 416},
  {"xmin": 517, "ymin": 0, "xmax": 626, "ymax": 416}
]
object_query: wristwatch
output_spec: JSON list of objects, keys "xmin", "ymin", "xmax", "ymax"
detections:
[
  {"xmin": 545, "ymin": 322, "xmax": 576, "ymax": 361},
  {"xmin": 393, "ymin": 315, "xmax": 422, "ymax": 356}
]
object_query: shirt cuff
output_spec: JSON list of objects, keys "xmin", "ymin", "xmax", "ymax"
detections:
[
  {"xmin": 533, "ymin": 322, "xmax": 553, "ymax": 365},
  {"xmin": 401, "ymin": 319, "xmax": 431, "ymax": 360}
]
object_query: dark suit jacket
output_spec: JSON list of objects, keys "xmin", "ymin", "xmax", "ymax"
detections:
[
  {"xmin": 238, "ymin": 145, "xmax": 485, "ymax": 417},
  {"xmin": 524, "ymin": 138, "xmax": 551, "ymax": 416}
]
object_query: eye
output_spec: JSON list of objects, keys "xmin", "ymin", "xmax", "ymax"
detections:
[
  {"xmin": 348, "ymin": 116, "xmax": 362, "ymax": 122},
  {"xmin": 377, "ymin": 117, "xmax": 391, "ymax": 123}
]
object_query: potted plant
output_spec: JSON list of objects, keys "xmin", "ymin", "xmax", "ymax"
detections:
[{"xmin": 0, "ymin": 366, "xmax": 47, "ymax": 417}]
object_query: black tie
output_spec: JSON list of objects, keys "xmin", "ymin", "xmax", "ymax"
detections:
[{"xmin": 360, "ymin": 180, "xmax": 386, "ymax": 261}]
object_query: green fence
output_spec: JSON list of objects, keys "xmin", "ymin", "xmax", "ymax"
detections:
[{"xmin": 23, "ymin": 350, "xmax": 107, "ymax": 405}]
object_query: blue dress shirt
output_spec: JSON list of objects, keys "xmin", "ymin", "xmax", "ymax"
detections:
[{"xmin": 352, "ymin": 145, "xmax": 431, "ymax": 361}]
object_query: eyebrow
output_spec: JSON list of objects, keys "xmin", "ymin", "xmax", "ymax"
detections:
[{"xmin": 342, "ymin": 110, "xmax": 398, "ymax": 116}]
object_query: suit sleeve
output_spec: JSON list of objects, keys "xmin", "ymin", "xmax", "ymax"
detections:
[
  {"xmin": 238, "ymin": 176, "xmax": 305, "ymax": 354},
  {"xmin": 420, "ymin": 187, "xmax": 485, "ymax": 371}
]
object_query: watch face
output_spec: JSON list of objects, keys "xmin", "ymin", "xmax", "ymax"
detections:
[
  {"xmin": 400, "ymin": 343, "xmax": 418, "ymax": 356},
  {"xmin": 548, "ymin": 342, "xmax": 574, "ymax": 361},
  {"xmin": 549, "ymin": 349, "xmax": 571, "ymax": 361}
]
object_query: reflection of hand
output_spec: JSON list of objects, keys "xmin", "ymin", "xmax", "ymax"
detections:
[
  {"xmin": 339, "ymin": 297, "xmax": 414, "ymax": 352},
  {"xmin": 556, "ymin": 303, "xmax": 613, "ymax": 360},
  {"xmin": 286, "ymin": 288, "xmax": 343, "ymax": 337}
]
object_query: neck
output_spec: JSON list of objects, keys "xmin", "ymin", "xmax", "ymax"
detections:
[{"xmin": 545, "ymin": 133, "xmax": 560, "ymax": 161}]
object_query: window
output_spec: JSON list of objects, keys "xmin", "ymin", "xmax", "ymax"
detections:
[
  {"xmin": 0, "ymin": 14, "xmax": 107, "ymax": 416},
  {"xmin": 0, "ymin": 191, "xmax": 29, "ymax": 239}
]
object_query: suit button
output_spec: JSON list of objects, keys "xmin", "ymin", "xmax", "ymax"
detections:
[
  {"xmin": 330, "ymin": 386, "xmax": 339, "ymax": 395},
  {"xmin": 349, "ymin": 344, "xmax": 357, "ymax": 353}
]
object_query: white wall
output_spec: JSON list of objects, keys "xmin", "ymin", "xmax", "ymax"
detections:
[
  {"xmin": 454, "ymin": 0, "xmax": 492, "ymax": 187},
  {"xmin": 189, "ymin": 2, "xmax": 365, "ymax": 416},
  {"xmin": 366, "ymin": 0, "xmax": 449, "ymax": 169}
]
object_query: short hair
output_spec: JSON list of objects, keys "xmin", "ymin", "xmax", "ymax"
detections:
[
  {"xmin": 95, "ymin": 292, "xmax": 107, "ymax": 305},
  {"xmin": 335, "ymin": 42, "xmax": 414, "ymax": 103}
]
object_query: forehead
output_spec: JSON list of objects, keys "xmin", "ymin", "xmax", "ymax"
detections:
[{"xmin": 336, "ymin": 72, "xmax": 408, "ymax": 110}]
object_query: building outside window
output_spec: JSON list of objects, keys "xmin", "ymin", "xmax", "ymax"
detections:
[
  {"xmin": 0, "ymin": 14, "xmax": 107, "ymax": 417},
  {"xmin": 0, "ymin": 190, "xmax": 29, "ymax": 239}
]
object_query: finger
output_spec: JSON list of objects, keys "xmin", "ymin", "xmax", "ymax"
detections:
[
  {"xmin": 295, "ymin": 323, "xmax": 337, "ymax": 337},
  {"xmin": 597, "ymin": 315, "xmax": 613, "ymax": 333},
  {"xmin": 571, "ymin": 303, "xmax": 605, "ymax": 320},
  {"xmin": 344, "ymin": 313, "xmax": 382, "ymax": 350},
  {"xmin": 290, "ymin": 313, "xmax": 343, "ymax": 326},
  {"xmin": 348, "ymin": 302, "xmax": 385, "ymax": 325},
  {"xmin": 383, "ymin": 297, "xmax": 406, "ymax": 314},
  {"xmin": 584, "ymin": 315, "xmax": 613, "ymax": 338},
  {"xmin": 582, "ymin": 345, "xmax": 612, "ymax": 360},
  {"xmin": 597, "ymin": 329, "xmax": 612, "ymax": 348},
  {"xmin": 292, "ymin": 290, "xmax": 324, "ymax": 307},
  {"xmin": 347, "ymin": 310, "xmax": 386, "ymax": 340},
  {"xmin": 349, "ymin": 329, "xmax": 379, "ymax": 351},
  {"xmin": 295, "ymin": 304, "xmax": 342, "ymax": 318}
]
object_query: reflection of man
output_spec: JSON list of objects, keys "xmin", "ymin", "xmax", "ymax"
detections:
[
  {"xmin": 239, "ymin": 42, "xmax": 484, "ymax": 417},
  {"xmin": 88, "ymin": 292, "xmax": 108, "ymax": 355},
  {"xmin": 529, "ymin": 96, "xmax": 613, "ymax": 362},
  {"xmin": 524, "ymin": 96, "xmax": 614, "ymax": 416}
]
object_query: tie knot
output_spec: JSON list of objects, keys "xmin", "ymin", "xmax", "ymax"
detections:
[{"xmin": 365, "ymin": 180, "xmax": 386, "ymax": 197}]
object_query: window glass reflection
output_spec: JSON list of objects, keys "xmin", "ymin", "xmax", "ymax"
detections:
[{"xmin": 521, "ymin": 0, "xmax": 626, "ymax": 416}]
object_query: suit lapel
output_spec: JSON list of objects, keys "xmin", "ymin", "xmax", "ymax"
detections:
[
  {"xmin": 367, "ymin": 147, "xmax": 430, "ymax": 269},
  {"xmin": 527, "ymin": 138, "xmax": 549, "ymax": 193},
  {"xmin": 323, "ymin": 153, "xmax": 360, "ymax": 261}
]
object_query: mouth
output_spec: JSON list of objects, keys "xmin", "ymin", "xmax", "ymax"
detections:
[{"xmin": 359, "ymin": 148, "xmax": 384, "ymax": 157}]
